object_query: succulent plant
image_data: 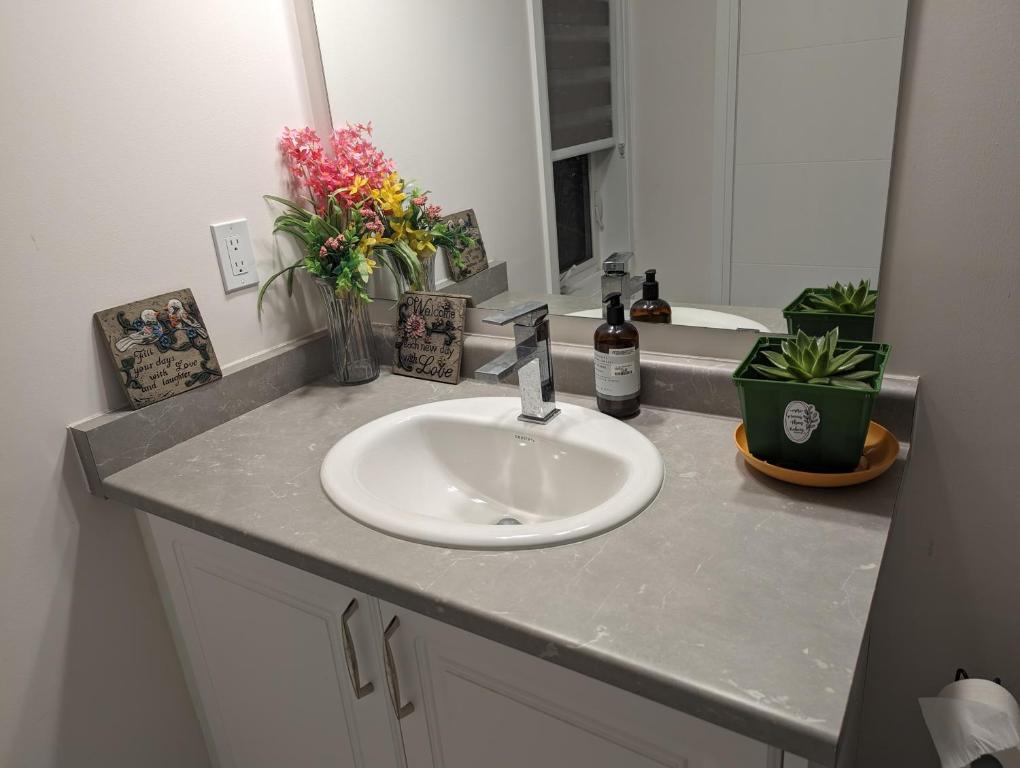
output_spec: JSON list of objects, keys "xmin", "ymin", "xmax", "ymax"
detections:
[
  {"xmin": 751, "ymin": 329, "xmax": 880, "ymax": 390},
  {"xmin": 801, "ymin": 279, "xmax": 877, "ymax": 315}
]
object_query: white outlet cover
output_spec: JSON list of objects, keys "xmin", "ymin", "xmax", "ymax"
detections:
[{"xmin": 211, "ymin": 219, "xmax": 259, "ymax": 292}]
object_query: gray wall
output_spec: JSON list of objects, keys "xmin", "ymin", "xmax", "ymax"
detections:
[{"xmin": 859, "ymin": 1, "xmax": 1020, "ymax": 764}]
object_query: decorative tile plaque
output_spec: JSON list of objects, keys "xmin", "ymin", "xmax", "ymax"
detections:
[
  {"xmin": 442, "ymin": 208, "xmax": 489, "ymax": 282},
  {"xmin": 95, "ymin": 288, "xmax": 222, "ymax": 409},
  {"xmin": 392, "ymin": 291, "xmax": 467, "ymax": 385}
]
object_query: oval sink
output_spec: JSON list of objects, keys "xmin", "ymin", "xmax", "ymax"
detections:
[
  {"xmin": 320, "ymin": 397, "xmax": 663, "ymax": 549},
  {"xmin": 567, "ymin": 306, "xmax": 769, "ymax": 331}
]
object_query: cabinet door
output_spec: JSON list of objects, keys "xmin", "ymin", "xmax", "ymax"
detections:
[
  {"xmin": 139, "ymin": 513, "xmax": 403, "ymax": 768},
  {"xmin": 378, "ymin": 600, "xmax": 771, "ymax": 768}
]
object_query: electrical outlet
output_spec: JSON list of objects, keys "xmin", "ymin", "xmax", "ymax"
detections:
[{"xmin": 211, "ymin": 219, "xmax": 258, "ymax": 292}]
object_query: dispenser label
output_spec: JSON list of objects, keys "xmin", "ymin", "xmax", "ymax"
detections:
[
  {"xmin": 594, "ymin": 347, "xmax": 640, "ymax": 400},
  {"xmin": 783, "ymin": 401, "xmax": 820, "ymax": 443}
]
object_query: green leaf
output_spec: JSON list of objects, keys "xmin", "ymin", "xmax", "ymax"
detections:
[
  {"xmin": 839, "ymin": 369, "xmax": 879, "ymax": 380},
  {"xmin": 826, "ymin": 328, "xmax": 839, "ymax": 359},
  {"xmin": 830, "ymin": 377, "xmax": 873, "ymax": 390},
  {"xmin": 829, "ymin": 345, "xmax": 865, "ymax": 370},
  {"xmin": 761, "ymin": 350, "xmax": 790, "ymax": 369},
  {"xmin": 809, "ymin": 296, "xmax": 843, "ymax": 312},
  {"xmin": 256, "ymin": 259, "xmax": 305, "ymax": 318},
  {"xmin": 751, "ymin": 364, "xmax": 797, "ymax": 380},
  {"xmin": 835, "ymin": 353, "xmax": 873, "ymax": 372},
  {"xmin": 264, "ymin": 195, "xmax": 312, "ymax": 220}
]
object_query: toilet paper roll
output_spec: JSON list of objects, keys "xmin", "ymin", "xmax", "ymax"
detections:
[{"xmin": 920, "ymin": 678, "xmax": 1020, "ymax": 768}]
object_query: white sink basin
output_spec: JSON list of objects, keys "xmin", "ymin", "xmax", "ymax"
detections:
[
  {"xmin": 320, "ymin": 397, "xmax": 663, "ymax": 549},
  {"xmin": 567, "ymin": 306, "xmax": 769, "ymax": 331}
]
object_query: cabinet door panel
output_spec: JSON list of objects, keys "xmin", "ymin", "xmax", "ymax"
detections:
[
  {"xmin": 140, "ymin": 513, "xmax": 401, "ymax": 768},
  {"xmin": 379, "ymin": 601, "xmax": 769, "ymax": 768}
]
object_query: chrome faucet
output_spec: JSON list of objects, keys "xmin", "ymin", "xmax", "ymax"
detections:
[
  {"xmin": 601, "ymin": 251, "xmax": 643, "ymax": 317},
  {"xmin": 474, "ymin": 301, "xmax": 560, "ymax": 424}
]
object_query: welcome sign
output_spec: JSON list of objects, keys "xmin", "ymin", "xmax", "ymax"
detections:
[{"xmin": 392, "ymin": 291, "xmax": 467, "ymax": 385}]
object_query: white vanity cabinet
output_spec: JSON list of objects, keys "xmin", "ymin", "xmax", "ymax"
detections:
[
  {"xmin": 140, "ymin": 513, "xmax": 794, "ymax": 768},
  {"xmin": 377, "ymin": 599, "xmax": 772, "ymax": 768},
  {"xmin": 139, "ymin": 514, "xmax": 403, "ymax": 768}
]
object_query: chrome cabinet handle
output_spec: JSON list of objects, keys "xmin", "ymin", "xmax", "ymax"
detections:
[
  {"xmin": 340, "ymin": 599, "xmax": 375, "ymax": 699},
  {"xmin": 383, "ymin": 616, "xmax": 415, "ymax": 719}
]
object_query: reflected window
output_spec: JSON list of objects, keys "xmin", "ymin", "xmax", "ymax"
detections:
[{"xmin": 552, "ymin": 155, "xmax": 593, "ymax": 274}]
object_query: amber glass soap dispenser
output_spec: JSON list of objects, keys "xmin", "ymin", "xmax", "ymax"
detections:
[
  {"xmin": 630, "ymin": 269, "xmax": 672, "ymax": 324},
  {"xmin": 594, "ymin": 292, "xmax": 641, "ymax": 418}
]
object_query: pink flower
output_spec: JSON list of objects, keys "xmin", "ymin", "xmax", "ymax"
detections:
[
  {"xmin": 425, "ymin": 204, "xmax": 443, "ymax": 220},
  {"xmin": 278, "ymin": 123, "xmax": 395, "ymax": 212},
  {"xmin": 406, "ymin": 314, "xmax": 426, "ymax": 338},
  {"xmin": 412, "ymin": 195, "xmax": 427, "ymax": 206},
  {"xmin": 329, "ymin": 123, "xmax": 395, "ymax": 201},
  {"xmin": 359, "ymin": 207, "xmax": 384, "ymax": 233}
]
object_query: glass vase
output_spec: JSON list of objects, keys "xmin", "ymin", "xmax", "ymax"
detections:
[
  {"xmin": 314, "ymin": 278, "xmax": 379, "ymax": 385},
  {"xmin": 420, "ymin": 250, "xmax": 440, "ymax": 292},
  {"xmin": 394, "ymin": 251, "xmax": 436, "ymax": 295}
]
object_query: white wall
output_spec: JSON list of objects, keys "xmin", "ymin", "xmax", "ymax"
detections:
[
  {"xmin": 856, "ymin": 2, "xmax": 1020, "ymax": 765},
  {"xmin": 729, "ymin": 0, "xmax": 908, "ymax": 307},
  {"xmin": 628, "ymin": 1, "xmax": 717, "ymax": 304},
  {"xmin": 311, "ymin": 0, "xmax": 549, "ymax": 295},
  {"xmin": 0, "ymin": 1, "xmax": 327, "ymax": 764}
]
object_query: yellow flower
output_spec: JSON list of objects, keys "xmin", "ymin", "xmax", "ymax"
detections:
[
  {"xmin": 372, "ymin": 174, "xmax": 407, "ymax": 214},
  {"xmin": 358, "ymin": 235, "xmax": 392, "ymax": 254},
  {"xmin": 348, "ymin": 175, "xmax": 368, "ymax": 196},
  {"xmin": 356, "ymin": 255, "xmax": 377, "ymax": 282},
  {"xmin": 389, "ymin": 218, "xmax": 411, "ymax": 240},
  {"xmin": 412, "ymin": 236, "xmax": 436, "ymax": 254}
]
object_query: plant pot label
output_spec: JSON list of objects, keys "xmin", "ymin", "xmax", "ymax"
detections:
[{"xmin": 783, "ymin": 401, "xmax": 821, "ymax": 444}]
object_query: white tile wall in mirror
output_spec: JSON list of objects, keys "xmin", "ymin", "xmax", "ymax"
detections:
[{"xmin": 310, "ymin": 0, "xmax": 909, "ymax": 333}]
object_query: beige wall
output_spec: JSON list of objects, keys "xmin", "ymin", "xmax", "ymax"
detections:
[
  {"xmin": 729, "ymin": 0, "xmax": 908, "ymax": 307},
  {"xmin": 312, "ymin": 0, "xmax": 549, "ymax": 294},
  {"xmin": 2, "ymin": 2, "xmax": 1018, "ymax": 766},
  {"xmin": 0, "ymin": 0, "xmax": 326, "ymax": 764},
  {"xmin": 857, "ymin": 1, "xmax": 1020, "ymax": 764},
  {"xmin": 628, "ymin": 1, "xmax": 717, "ymax": 303}
]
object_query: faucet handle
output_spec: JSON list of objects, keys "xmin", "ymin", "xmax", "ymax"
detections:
[
  {"xmin": 483, "ymin": 301, "xmax": 549, "ymax": 327},
  {"xmin": 603, "ymin": 251, "xmax": 634, "ymax": 275}
]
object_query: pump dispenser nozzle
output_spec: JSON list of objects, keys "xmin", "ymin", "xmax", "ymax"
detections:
[
  {"xmin": 642, "ymin": 270, "xmax": 660, "ymax": 301},
  {"xmin": 603, "ymin": 291, "xmax": 625, "ymax": 324}
]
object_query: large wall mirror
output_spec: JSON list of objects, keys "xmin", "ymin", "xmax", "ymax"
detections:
[{"xmin": 311, "ymin": 0, "xmax": 908, "ymax": 334}]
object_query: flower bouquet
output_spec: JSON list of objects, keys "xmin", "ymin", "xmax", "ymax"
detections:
[
  {"xmin": 258, "ymin": 123, "xmax": 474, "ymax": 311},
  {"xmin": 258, "ymin": 123, "xmax": 474, "ymax": 385}
]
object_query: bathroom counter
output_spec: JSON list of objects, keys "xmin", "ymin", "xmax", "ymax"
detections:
[
  {"xmin": 102, "ymin": 372, "xmax": 903, "ymax": 765},
  {"xmin": 481, "ymin": 289, "xmax": 788, "ymax": 333}
]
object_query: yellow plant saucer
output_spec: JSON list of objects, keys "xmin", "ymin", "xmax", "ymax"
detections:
[{"xmin": 734, "ymin": 421, "xmax": 899, "ymax": 488}]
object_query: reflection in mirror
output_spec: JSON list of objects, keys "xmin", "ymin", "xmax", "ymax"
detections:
[{"xmin": 311, "ymin": 0, "xmax": 908, "ymax": 334}]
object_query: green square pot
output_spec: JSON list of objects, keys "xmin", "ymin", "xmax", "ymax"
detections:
[
  {"xmin": 732, "ymin": 335, "xmax": 891, "ymax": 472},
  {"xmin": 782, "ymin": 287, "xmax": 877, "ymax": 341}
]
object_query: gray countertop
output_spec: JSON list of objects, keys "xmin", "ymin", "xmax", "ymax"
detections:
[{"xmin": 103, "ymin": 372, "xmax": 902, "ymax": 765}]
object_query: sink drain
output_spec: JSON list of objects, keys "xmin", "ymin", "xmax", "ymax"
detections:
[{"xmin": 495, "ymin": 517, "xmax": 522, "ymax": 526}]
